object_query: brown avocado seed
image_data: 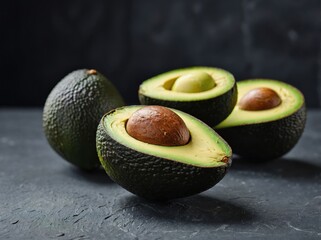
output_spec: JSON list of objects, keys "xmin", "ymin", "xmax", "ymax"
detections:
[
  {"xmin": 126, "ymin": 106, "xmax": 190, "ymax": 146},
  {"xmin": 238, "ymin": 87, "xmax": 282, "ymax": 111}
]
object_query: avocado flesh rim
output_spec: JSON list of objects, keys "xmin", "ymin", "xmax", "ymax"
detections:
[
  {"xmin": 216, "ymin": 79, "xmax": 304, "ymax": 128},
  {"xmin": 103, "ymin": 106, "xmax": 231, "ymax": 168},
  {"xmin": 139, "ymin": 67, "xmax": 235, "ymax": 101}
]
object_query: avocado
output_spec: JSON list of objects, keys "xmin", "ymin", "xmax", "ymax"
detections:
[
  {"xmin": 96, "ymin": 105, "xmax": 232, "ymax": 200},
  {"xmin": 43, "ymin": 69, "xmax": 125, "ymax": 170},
  {"xmin": 138, "ymin": 67, "xmax": 237, "ymax": 126},
  {"xmin": 215, "ymin": 79, "xmax": 306, "ymax": 160}
]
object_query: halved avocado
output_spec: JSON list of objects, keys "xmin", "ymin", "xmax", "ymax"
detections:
[
  {"xmin": 138, "ymin": 67, "xmax": 237, "ymax": 126},
  {"xmin": 96, "ymin": 105, "xmax": 232, "ymax": 200},
  {"xmin": 215, "ymin": 79, "xmax": 306, "ymax": 160}
]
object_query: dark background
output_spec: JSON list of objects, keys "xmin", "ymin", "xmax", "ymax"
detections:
[{"xmin": 1, "ymin": 0, "xmax": 320, "ymax": 108}]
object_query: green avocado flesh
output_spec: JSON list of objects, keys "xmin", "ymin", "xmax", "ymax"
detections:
[
  {"xmin": 215, "ymin": 79, "xmax": 306, "ymax": 160},
  {"xmin": 96, "ymin": 105, "xmax": 232, "ymax": 200},
  {"xmin": 43, "ymin": 69, "xmax": 125, "ymax": 170},
  {"xmin": 139, "ymin": 67, "xmax": 237, "ymax": 126}
]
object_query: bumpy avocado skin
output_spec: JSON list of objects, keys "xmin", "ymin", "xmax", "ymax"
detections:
[
  {"xmin": 96, "ymin": 119, "xmax": 231, "ymax": 201},
  {"xmin": 215, "ymin": 105, "xmax": 306, "ymax": 160},
  {"xmin": 139, "ymin": 82, "xmax": 237, "ymax": 126},
  {"xmin": 43, "ymin": 69, "xmax": 125, "ymax": 170}
]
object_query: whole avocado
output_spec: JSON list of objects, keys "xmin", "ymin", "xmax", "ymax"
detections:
[{"xmin": 43, "ymin": 69, "xmax": 125, "ymax": 170}]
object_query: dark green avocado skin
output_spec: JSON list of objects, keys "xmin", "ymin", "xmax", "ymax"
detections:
[
  {"xmin": 139, "ymin": 83, "xmax": 237, "ymax": 126},
  {"xmin": 96, "ymin": 120, "xmax": 231, "ymax": 201},
  {"xmin": 215, "ymin": 105, "xmax": 306, "ymax": 161},
  {"xmin": 43, "ymin": 69, "xmax": 125, "ymax": 170}
]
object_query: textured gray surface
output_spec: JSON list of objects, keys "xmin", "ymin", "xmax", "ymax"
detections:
[{"xmin": 0, "ymin": 109, "xmax": 321, "ymax": 240}]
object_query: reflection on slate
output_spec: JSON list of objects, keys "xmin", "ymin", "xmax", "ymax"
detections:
[
  {"xmin": 0, "ymin": 0, "xmax": 321, "ymax": 107},
  {"xmin": 0, "ymin": 108, "xmax": 320, "ymax": 239}
]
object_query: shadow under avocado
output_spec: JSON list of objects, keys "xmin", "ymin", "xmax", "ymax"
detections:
[
  {"xmin": 118, "ymin": 194, "xmax": 255, "ymax": 224},
  {"xmin": 64, "ymin": 165, "xmax": 115, "ymax": 185},
  {"xmin": 232, "ymin": 156, "xmax": 321, "ymax": 181}
]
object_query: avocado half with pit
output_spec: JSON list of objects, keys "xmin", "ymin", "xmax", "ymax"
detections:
[
  {"xmin": 96, "ymin": 105, "xmax": 232, "ymax": 200},
  {"xmin": 138, "ymin": 67, "xmax": 237, "ymax": 126},
  {"xmin": 215, "ymin": 79, "xmax": 306, "ymax": 160}
]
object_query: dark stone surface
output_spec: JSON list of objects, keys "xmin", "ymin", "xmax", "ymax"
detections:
[
  {"xmin": 0, "ymin": 109, "xmax": 321, "ymax": 239},
  {"xmin": 1, "ymin": 0, "xmax": 321, "ymax": 107}
]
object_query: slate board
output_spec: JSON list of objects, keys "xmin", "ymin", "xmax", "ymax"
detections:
[{"xmin": 0, "ymin": 109, "xmax": 320, "ymax": 240}]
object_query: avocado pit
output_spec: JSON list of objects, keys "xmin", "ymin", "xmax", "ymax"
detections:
[
  {"xmin": 171, "ymin": 71, "xmax": 216, "ymax": 93},
  {"xmin": 238, "ymin": 87, "xmax": 281, "ymax": 111},
  {"xmin": 126, "ymin": 106, "xmax": 190, "ymax": 146}
]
